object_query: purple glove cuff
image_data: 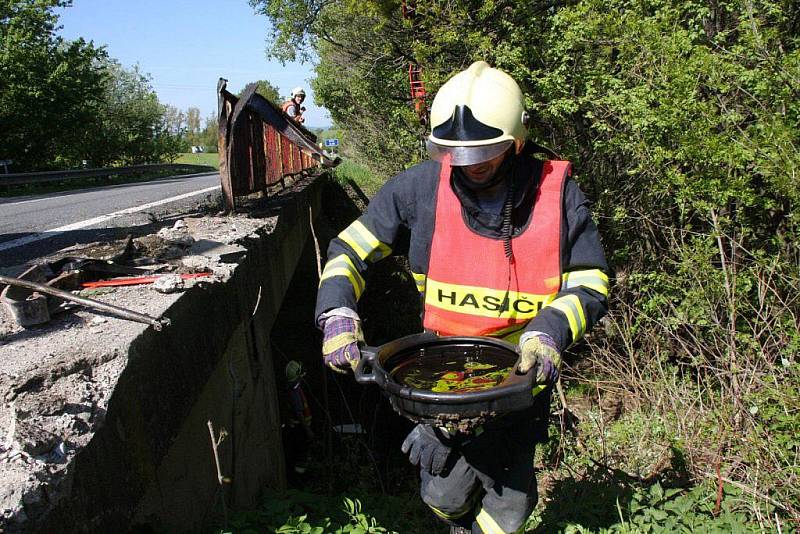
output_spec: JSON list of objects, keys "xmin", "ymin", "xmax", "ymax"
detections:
[
  {"xmin": 539, "ymin": 357, "xmax": 559, "ymax": 384},
  {"xmin": 321, "ymin": 315, "xmax": 361, "ymax": 371}
]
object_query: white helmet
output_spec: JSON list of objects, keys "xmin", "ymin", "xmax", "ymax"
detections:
[
  {"xmin": 291, "ymin": 87, "xmax": 306, "ymax": 97},
  {"xmin": 427, "ymin": 61, "xmax": 529, "ymax": 166}
]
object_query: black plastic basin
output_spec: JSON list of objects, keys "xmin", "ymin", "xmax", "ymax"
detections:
[{"xmin": 354, "ymin": 332, "xmax": 544, "ymax": 429}]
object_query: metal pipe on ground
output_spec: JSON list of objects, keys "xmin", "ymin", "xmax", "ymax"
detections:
[{"xmin": 0, "ymin": 275, "xmax": 170, "ymax": 330}]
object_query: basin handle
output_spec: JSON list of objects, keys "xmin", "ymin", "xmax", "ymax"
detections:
[{"xmin": 354, "ymin": 346, "xmax": 378, "ymax": 385}]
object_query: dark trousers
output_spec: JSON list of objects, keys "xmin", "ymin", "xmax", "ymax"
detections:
[{"xmin": 419, "ymin": 424, "xmax": 539, "ymax": 533}]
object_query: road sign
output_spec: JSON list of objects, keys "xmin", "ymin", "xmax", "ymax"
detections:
[{"xmin": 324, "ymin": 138, "xmax": 339, "ymax": 147}]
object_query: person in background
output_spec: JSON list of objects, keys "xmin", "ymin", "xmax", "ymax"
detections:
[
  {"xmin": 315, "ymin": 61, "xmax": 609, "ymax": 533},
  {"xmin": 282, "ymin": 87, "xmax": 306, "ymax": 124},
  {"xmin": 283, "ymin": 360, "xmax": 313, "ymax": 477}
]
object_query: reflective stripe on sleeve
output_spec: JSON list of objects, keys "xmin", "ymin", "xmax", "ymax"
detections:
[
  {"xmin": 561, "ymin": 269, "xmax": 609, "ymax": 296},
  {"xmin": 338, "ymin": 220, "xmax": 392, "ymax": 262},
  {"xmin": 426, "ymin": 503, "xmax": 471, "ymax": 521},
  {"xmin": 319, "ymin": 254, "xmax": 366, "ymax": 299},
  {"xmin": 321, "ymin": 331, "xmax": 359, "ymax": 354},
  {"xmin": 544, "ymin": 294, "xmax": 587, "ymax": 343},
  {"xmin": 475, "ymin": 508, "xmax": 509, "ymax": 534},
  {"xmin": 412, "ymin": 272, "xmax": 426, "ymax": 294}
]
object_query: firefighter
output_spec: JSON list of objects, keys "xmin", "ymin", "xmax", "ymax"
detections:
[
  {"xmin": 316, "ymin": 61, "xmax": 609, "ymax": 533},
  {"xmin": 282, "ymin": 87, "xmax": 306, "ymax": 124},
  {"xmin": 283, "ymin": 360, "xmax": 313, "ymax": 477}
]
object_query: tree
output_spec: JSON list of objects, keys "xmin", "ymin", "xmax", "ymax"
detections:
[
  {"xmin": 197, "ymin": 114, "xmax": 219, "ymax": 152},
  {"xmin": 0, "ymin": 1, "xmax": 182, "ymax": 169},
  {"xmin": 163, "ymin": 105, "xmax": 186, "ymax": 136},
  {"xmin": 163, "ymin": 105, "xmax": 189, "ymax": 152},
  {"xmin": 238, "ymin": 79, "xmax": 282, "ymax": 105},
  {"xmin": 85, "ymin": 60, "xmax": 182, "ymax": 166},
  {"xmin": 186, "ymin": 106, "xmax": 201, "ymax": 141},
  {"xmin": 0, "ymin": 0, "xmax": 108, "ymax": 171}
]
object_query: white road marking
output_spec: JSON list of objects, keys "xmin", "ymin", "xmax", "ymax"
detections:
[{"xmin": 0, "ymin": 185, "xmax": 220, "ymax": 253}]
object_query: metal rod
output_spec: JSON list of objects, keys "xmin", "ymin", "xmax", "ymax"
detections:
[{"xmin": 0, "ymin": 275, "xmax": 170, "ymax": 330}]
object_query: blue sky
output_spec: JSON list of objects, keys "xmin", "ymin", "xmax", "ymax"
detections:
[{"xmin": 56, "ymin": 0, "xmax": 331, "ymax": 127}]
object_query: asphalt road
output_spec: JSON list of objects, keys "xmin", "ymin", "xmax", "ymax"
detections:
[{"xmin": 0, "ymin": 173, "xmax": 221, "ymax": 268}]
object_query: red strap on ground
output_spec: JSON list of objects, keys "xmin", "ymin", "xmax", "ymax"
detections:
[{"xmin": 80, "ymin": 272, "xmax": 212, "ymax": 288}]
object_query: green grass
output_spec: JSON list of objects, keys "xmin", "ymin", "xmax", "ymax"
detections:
[
  {"xmin": 332, "ymin": 159, "xmax": 384, "ymax": 197},
  {"xmin": 175, "ymin": 152, "xmax": 220, "ymax": 169},
  {"xmin": 215, "ymin": 490, "xmax": 435, "ymax": 534}
]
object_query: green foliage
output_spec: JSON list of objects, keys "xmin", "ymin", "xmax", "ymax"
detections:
[
  {"xmin": 200, "ymin": 115, "xmax": 220, "ymax": 152},
  {"xmin": 0, "ymin": 0, "xmax": 183, "ymax": 170},
  {"xmin": 215, "ymin": 491, "xmax": 421, "ymax": 534},
  {"xmin": 82, "ymin": 60, "xmax": 182, "ymax": 167},
  {"xmin": 182, "ymin": 106, "xmax": 202, "ymax": 146},
  {"xmin": 250, "ymin": 0, "xmax": 426, "ymax": 177},
  {"xmin": 528, "ymin": 445, "xmax": 761, "ymax": 533},
  {"xmin": 332, "ymin": 159, "xmax": 383, "ymax": 197},
  {"xmin": 238, "ymin": 79, "xmax": 282, "ymax": 105},
  {"xmin": 0, "ymin": 0, "xmax": 107, "ymax": 170},
  {"xmin": 602, "ymin": 482, "xmax": 757, "ymax": 533}
]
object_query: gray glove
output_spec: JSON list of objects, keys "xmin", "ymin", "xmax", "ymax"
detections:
[{"xmin": 401, "ymin": 424, "xmax": 453, "ymax": 475}]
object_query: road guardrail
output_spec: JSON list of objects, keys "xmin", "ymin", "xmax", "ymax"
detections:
[{"xmin": 0, "ymin": 163, "xmax": 217, "ymax": 187}]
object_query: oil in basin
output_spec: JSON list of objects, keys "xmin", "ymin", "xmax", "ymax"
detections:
[{"xmin": 354, "ymin": 332, "xmax": 541, "ymax": 429}]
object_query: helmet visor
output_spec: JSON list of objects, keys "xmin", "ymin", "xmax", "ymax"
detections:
[{"xmin": 426, "ymin": 139, "xmax": 513, "ymax": 167}]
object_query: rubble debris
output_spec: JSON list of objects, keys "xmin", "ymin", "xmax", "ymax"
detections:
[
  {"xmin": 183, "ymin": 215, "xmax": 274, "ymax": 244},
  {"xmin": 187, "ymin": 239, "xmax": 246, "ymax": 264},
  {"xmin": 180, "ymin": 255, "xmax": 213, "ymax": 273},
  {"xmin": 156, "ymin": 225, "xmax": 194, "ymax": 247},
  {"xmin": 48, "ymin": 235, "xmax": 134, "ymax": 264},
  {"xmin": 50, "ymin": 257, "xmax": 157, "ymax": 280},
  {"xmin": 134, "ymin": 234, "xmax": 189, "ymax": 261},
  {"xmin": 1, "ymin": 291, "xmax": 49, "ymax": 328},
  {"xmin": 77, "ymin": 287, "xmax": 115, "ymax": 298},
  {"xmin": 5, "ymin": 408, "xmax": 59, "ymax": 457},
  {"xmin": 1, "ymin": 266, "xmax": 56, "ymax": 328},
  {"xmin": 152, "ymin": 274, "xmax": 184, "ymax": 294}
]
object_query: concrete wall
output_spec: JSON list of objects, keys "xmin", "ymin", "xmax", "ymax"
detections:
[{"xmin": 37, "ymin": 177, "xmax": 325, "ymax": 531}]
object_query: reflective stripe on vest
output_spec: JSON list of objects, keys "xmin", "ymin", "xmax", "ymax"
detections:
[
  {"xmin": 423, "ymin": 157, "xmax": 569, "ymax": 337},
  {"xmin": 282, "ymin": 100, "xmax": 300, "ymax": 116}
]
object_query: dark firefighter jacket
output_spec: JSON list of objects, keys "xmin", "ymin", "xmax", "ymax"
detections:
[{"xmin": 315, "ymin": 143, "xmax": 609, "ymax": 354}]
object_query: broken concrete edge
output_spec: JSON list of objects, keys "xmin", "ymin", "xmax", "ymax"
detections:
[{"xmin": 0, "ymin": 173, "xmax": 331, "ymax": 531}]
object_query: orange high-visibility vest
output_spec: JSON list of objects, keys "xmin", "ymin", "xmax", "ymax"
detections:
[
  {"xmin": 423, "ymin": 158, "xmax": 570, "ymax": 339},
  {"xmin": 282, "ymin": 100, "xmax": 296, "ymax": 114}
]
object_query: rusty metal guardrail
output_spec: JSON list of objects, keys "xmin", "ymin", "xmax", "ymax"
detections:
[
  {"xmin": 217, "ymin": 78, "xmax": 340, "ymax": 210},
  {"xmin": 0, "ymin": 163, "xmax": 217, "ymax": 187}
]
